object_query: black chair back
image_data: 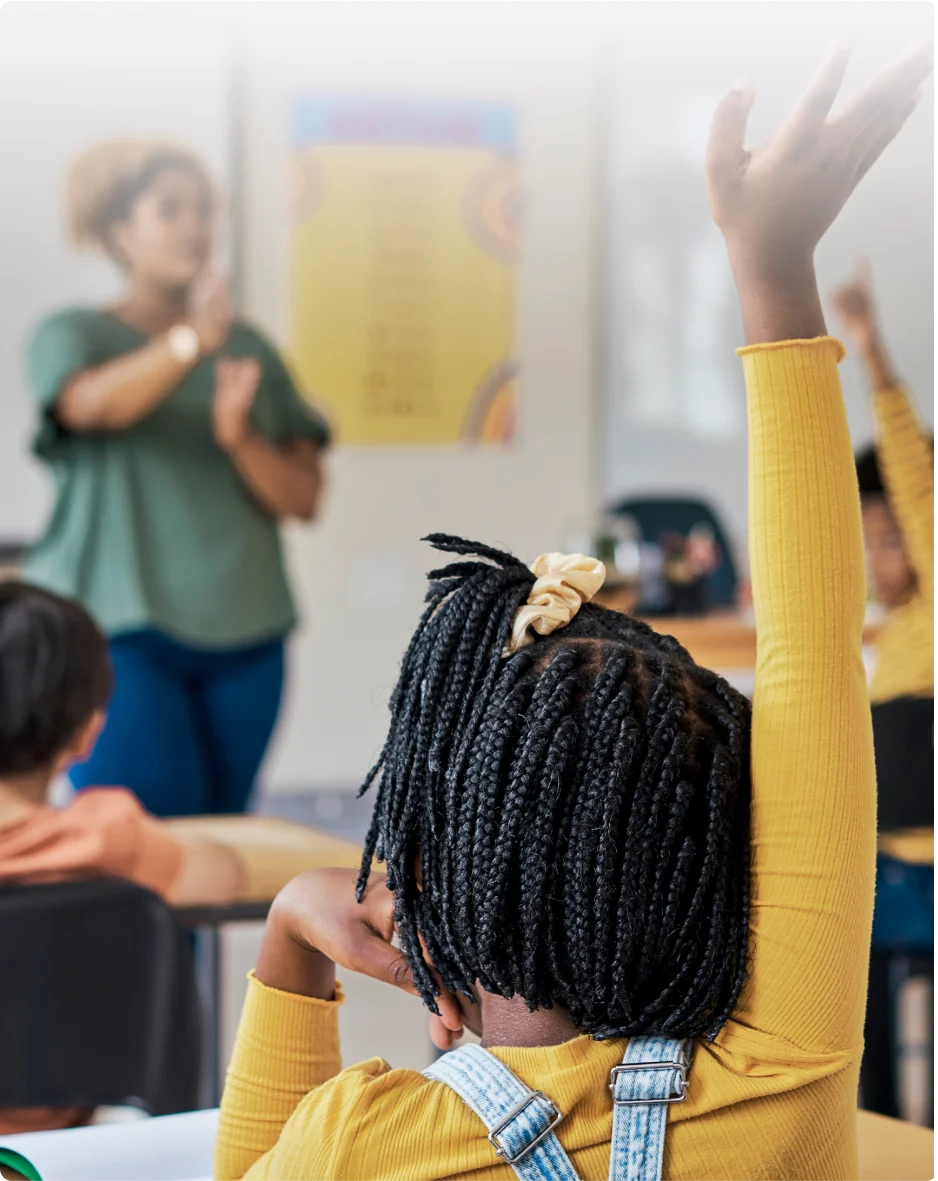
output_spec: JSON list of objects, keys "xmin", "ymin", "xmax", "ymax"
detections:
[
  {"xmin": 0, "ymin": 878, "xmax": 200, "ymax": 1114},
  {"xmin": 871, "ymin": 695, "xmax": 934, "ymax": 832}
]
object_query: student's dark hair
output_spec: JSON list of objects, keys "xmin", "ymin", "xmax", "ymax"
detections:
[
  {"xmin": 0, "ymin": 582, "xmax": 113, "ymax": 776},
  {"xmin": 856, "ymin": 446, "xmax": 884, "ymax": 498},
  {"xmin": 358, "ymin": 536, "xmax": 752, "ymax": 1041},
  {"xmin": 857, "ymin": 436, "xmax": 934, "ymax": 500}
]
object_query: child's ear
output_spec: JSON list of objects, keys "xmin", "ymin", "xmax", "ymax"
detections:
[{"xmin": 56, "ymin": 709, "xmax": 107, "ymax": 773}]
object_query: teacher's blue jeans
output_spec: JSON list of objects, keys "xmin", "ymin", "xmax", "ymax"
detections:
[{"xmin": 69, "ymin": 629, "xmax": 286, "ymax": 817}]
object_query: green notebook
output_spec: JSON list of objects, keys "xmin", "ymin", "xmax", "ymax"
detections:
[{"xmin": 0, "ymin": 1148, "xmax": 41, "ymax": 1181}]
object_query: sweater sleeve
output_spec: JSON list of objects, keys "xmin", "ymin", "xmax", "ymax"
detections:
[
  {"xmin": 731, "ymin": 339, "xmax": 877, "ymax": 1054},
  {"xmin": 873, "ymin": 384, "xmax": 934, "ymax": 602},
  {"xmin": 215, "ymin": 973, "xmax": 345, "ymax": 1181}
]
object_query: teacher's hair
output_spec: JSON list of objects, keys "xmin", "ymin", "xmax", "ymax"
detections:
[
  {"xmin": 0, "ymin": 583, "xmax": 113, "ymax": 775},
  {"xmin": 65, "ymin": 139, "xmax": 217, "ymax": 253},
  {"xmin": 358, "ymin": 535, "xmax": 752, "ymax": 1041}
]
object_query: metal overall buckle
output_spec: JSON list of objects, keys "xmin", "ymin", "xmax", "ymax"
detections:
[{"xmin": 487, "ymin": 1090, "xmax": 564, "ymax": 1164}]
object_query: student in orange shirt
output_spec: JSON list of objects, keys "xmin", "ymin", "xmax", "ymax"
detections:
[{"xmin": 0, "ymin": 580, "xmax": 246, "ymax": 1134}]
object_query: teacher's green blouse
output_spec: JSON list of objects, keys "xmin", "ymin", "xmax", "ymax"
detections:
[{"xmin": 26, "ymin": 309, "xmax": 330, "ymax": 649}]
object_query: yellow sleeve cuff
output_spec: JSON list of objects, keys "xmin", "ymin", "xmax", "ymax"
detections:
[{"xmin": 736, "ymin": 336, "xmax": 846, "ymax": 362}]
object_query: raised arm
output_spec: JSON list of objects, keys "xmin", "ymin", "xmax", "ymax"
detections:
[
  {"xmin": 833, "ymin": 262, "xmax": 934, "ymax": 595},
  {"xmin": 707, "ymin": 42, "xmax": 932, "ymax": 1052}
]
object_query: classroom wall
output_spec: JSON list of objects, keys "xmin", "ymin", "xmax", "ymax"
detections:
[
  {"xmin": 600, "ymin": 2, "xmax": 934, "ymax": 546},
  {"xmin": 235, "ymin": 11, "xmax": 601, "ymax": 791},
  {"xmin": 0, "ymin": 3, "xmax": 931, "ymax": 794}
]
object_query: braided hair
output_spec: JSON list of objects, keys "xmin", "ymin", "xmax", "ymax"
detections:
[{"xmin": 358, "ymin": 534, "xmax": 752, "ymax": 1041}]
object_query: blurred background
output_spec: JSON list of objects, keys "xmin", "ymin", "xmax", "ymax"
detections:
[
  {"xmin": 0, "ymin": 0, "xmax": 932, "ymax": 1117},
  {"xmin": 1, "ymin": 0, "xmax": 932, "ymax": 801}
]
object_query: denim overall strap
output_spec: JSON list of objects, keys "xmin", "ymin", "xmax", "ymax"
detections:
[
  {"xmin": 608, "ymin": 1036, "xmax": 691, "ymax": 1181},
  {"xmin": 424, "ymin": 1042, "xmax": 579, "ymax": 1181}
]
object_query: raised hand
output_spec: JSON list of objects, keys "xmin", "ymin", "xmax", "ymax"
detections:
[
  {"xmin": 831, "ymin": 259, "xmax": 879, "ymax": 348},
  {"xmin": 706, "ymin": 40, "xmax": 932, "ymax": 344},
  {"xmin": 187, "ymin": 269, "xmax": 231, "ymax": 355},
  {"xmin": 708, "ymin": 42, "xmax": 932, "ymax": 280},
  {"xmin": 213, "ymin": 357, "xmax": 261, "ymax": 452}
]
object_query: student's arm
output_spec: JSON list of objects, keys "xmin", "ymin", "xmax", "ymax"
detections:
[
  {"xmin": 833, "ymin": 263, "xmax": 934, "ymax": 596},
  {"xmin": 873, "ymin": 385, "xmax": 934, "ymax": 598},
  {"xmin": 707, "ymin": 43, "xmax": 930, "ymax": 1052},
  {"xmin": 215, "ymin": 869, "xmax": 462, "ymax": 1180},
  {"xmin": 55, "ymin": 277, "xmax": 230, "ymax": 432},
  {"xmin": 160, "ymin": 833, "xmax": 247, "ymax": 907}
]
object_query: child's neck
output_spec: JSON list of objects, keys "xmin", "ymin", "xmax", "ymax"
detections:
[
  {"xmin": 0, "ymin": 770, "xmax": 52, "ymax": 824},
  {"xmin": 477, "ymin": 992, "xmax": 582, "ymax": 1049}
]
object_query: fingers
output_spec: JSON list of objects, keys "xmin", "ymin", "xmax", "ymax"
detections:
[
  {"xmin": 706, "ymin": 79, "xmax": 755, "ymax": 182},
  {"xmin": 850, "ymin": 93, "xmax": 923, "ymax": 188},
  {"xmin": 833, "ymin": 40, "xmax": 933, "ymax": 143},
  {"xmin": 350, "ymin": 933, "xmax": 421, "ymax": 996},
  {"xmin": 215, "ymin": 358, "xmax": 260, "ymax": 395},
  {"xmin": 429, "ymin": 1011, "xmax": 463, "ymax": 1053},
  {"xmin": 777, "ymin": 41, "xmax": 852, "ymax": 148},
  {"xmin": 855, "ymin": 257, "xmax": 872, "ymax": 288},
  {"xmin": 431, "ymin": 979, "xmax": 465, "ymax": 1035}
]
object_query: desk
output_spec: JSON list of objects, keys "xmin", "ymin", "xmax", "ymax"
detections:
[
  {"xmin": 167, "ymin": 816, "xmax": 363, "ymax": 1108},
  {"xmin": 592, "ymin": 597, "xmax": 882, "ymax": 676},
  {"xmin": 879, "ymin": 827, "xmax": 934, "ymax": 866}
]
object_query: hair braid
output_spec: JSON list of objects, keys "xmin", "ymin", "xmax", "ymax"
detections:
[{"xmin": 359, "ymin": 537, "xmax": 752, "ymax": 1040}]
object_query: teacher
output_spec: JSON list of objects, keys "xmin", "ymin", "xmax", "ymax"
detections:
[{"xmin": 25, "ymin": 140, "xmax": 330, "ymax": 817}]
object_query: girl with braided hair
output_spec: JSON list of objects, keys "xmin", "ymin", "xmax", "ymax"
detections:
[{"xmin": 217, "ymin": 41, "xmax": 932, "ymax": 1181}]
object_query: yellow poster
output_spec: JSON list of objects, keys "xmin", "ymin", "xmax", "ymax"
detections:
[{"xmin": 289, "ymin": 99, "xmax": 519, "ymax": 446}]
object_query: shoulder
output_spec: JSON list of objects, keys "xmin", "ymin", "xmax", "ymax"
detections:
[
  {"xmin": 30, "ymin": 307, "xmax": 109, "ymax": 340},
  {"xmin": 288, "ymin": 1062, "xmax": 493, "ymax": 1171},
  {"xmin": 66, "ymin": 787, "xmax": 147, "ymax": 824},
  {"xmin": 296, "ymin": 1058, "xmax": 455, "ymax": 1124},
  {"xmin": 27, "ymin": 307, "xmax": 115, "ymax": 361}
]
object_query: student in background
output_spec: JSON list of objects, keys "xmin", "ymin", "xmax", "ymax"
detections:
[
  {"xmin": 26, "ymin": 141, "xmax": 331, "ymax": 818},
  {"xmin": 0, "ymin": 581, "xmax": 253, "ymax": 1134},
  {"xmin": 833, "ymin": 261, "xmax": 933, "ymax": 821},
  {"xmin": 0, "ymin": 582, "xmax": 251, "ymax": 908},
  {"xmin": 833, "ymin": 264, "xmax": 934, "ymax": 1119}
]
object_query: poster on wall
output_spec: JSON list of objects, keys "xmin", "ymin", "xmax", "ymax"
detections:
[{"xmin": 289, "ymin": 97, "xmax": 519, "ymax": 446}]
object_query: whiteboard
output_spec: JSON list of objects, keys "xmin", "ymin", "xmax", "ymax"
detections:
[{"xmin": 0, "ymin": 21, "xmax": 234, "ymax": 542}]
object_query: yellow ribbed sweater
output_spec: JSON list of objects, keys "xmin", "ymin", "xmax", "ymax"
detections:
[
  {"xmin": 216, "ymin": 340, "xmax": 876, "ymax": 1181},
  {"xmin": 867, "ymin": 384, "xmax": 934, "ymax": 704}
]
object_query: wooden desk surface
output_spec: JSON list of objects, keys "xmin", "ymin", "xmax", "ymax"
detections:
[
  {"xmin": 593, "ymin": 596, "xmax": 882, "ymax": 673},
  {"xmin": 878, "ymin": 827, "xmax": 934, "ymax": 866},
  {"xmin": 165, "ymin": 815, "xmax": 363, "ymax": 903}
]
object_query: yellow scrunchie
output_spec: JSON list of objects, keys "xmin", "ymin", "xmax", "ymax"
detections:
[{"xmin": 503, "ymin": 553, "xmax": 606, "ymax": 657}]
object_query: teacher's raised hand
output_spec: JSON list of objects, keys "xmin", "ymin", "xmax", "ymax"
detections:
[
  {"xmin": 706, "ymin": 41, "xmax": 932, "ymax": 344},
  {"xmin": 187, "ymin": 269, "xmax": 231, "ymax": 356}
]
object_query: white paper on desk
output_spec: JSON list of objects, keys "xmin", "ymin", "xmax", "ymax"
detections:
[{"xmin": 0, "ymin": 1108, "xmax": 218, "ymax": 1181}]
